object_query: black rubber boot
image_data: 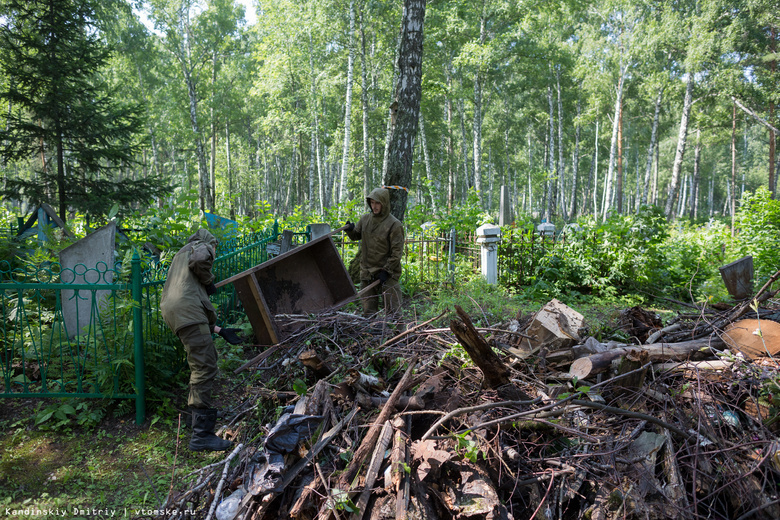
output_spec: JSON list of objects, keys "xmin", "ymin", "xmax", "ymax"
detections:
[{"xmin": 189, "ymin": 408, "xmax": 233, "ymax": 452}]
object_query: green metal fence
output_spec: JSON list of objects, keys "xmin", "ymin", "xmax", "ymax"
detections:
[{"xmin": 0, "ymin": 227, "xmax": 280, "ymax": 425}]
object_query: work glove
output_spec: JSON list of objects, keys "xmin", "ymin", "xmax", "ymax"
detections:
[
  {"xmin": 205, "ymin": 282, "xmax": 217, "ymax": 296},
  {"xmin": 376, "ymin": 270, "xmax": 389, "ymax": 285},
  {"xmin": 344, "ymin": 221, "xmax": 355, "ymax": 232},
  {"xmin": 218, "ymin": 327, "xmax": 244, "ymax": 345}
]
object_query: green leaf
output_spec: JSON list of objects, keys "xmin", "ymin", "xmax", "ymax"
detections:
[{"xmin": 293, "ymin": 379, "xmax": 308, "ymax": 396}]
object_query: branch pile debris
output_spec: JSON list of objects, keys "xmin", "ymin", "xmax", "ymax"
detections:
[{"xmin": 155, "ymin": 289, "xmax": 780, "ymax": 520}]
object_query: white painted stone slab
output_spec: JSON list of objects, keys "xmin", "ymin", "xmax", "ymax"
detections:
[{"xmin": 59, "ymin": 221, "xmax": 116, "ymax": 338}]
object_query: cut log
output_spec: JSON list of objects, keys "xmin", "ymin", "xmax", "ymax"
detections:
[
  {"xmin": 568, "ymin": 336, "xmax": 726, "ymax": 380},
  {"xmin": 720, "ymin": 319, "xmax": 780, "ymax": 359},
  {"xmin": 450, "ymin": 305, "xmax": 511, "ymax": 388}
]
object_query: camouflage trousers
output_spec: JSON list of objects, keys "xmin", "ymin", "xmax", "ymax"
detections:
[
  {"xmin": 360, "ymin": 278, "xmax": 402, "ymax": 316},
  {"xmin": 177, "ymin": 323, "xmax": 218, "ymax": 409}
]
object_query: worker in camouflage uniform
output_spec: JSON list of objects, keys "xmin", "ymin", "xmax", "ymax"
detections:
[
  {"xmin": 345, "ymin": 187, "xmax": 404, "ymax": 316},
  {"xmin": 160, "ymin": 229, "xmax": 243, "ymax": 452}
]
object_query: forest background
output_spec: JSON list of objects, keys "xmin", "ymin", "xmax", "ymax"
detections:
[{"xmin": 0, "ymin": 0, "xmax": 777, "ymax": 230}]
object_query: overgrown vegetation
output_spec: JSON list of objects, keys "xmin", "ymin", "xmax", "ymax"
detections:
[{"xmin": 1, "ymin": 188, "xmax": 779, "ymax": 516}]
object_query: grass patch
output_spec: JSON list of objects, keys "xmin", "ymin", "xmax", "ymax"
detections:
[{"xmin": 0, "ymin": 398, "xmax": 231, "ymax": 518}]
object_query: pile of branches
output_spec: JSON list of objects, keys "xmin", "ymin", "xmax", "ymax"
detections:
[{"xmin": 155, "ymin": 298, "xmax": 780, "ymax": 520}]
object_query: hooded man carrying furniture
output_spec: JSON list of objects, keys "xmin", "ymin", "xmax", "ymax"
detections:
[
  {"xmin": 160, "ymin": 229, "xmax": 243, "ymax": 451},
  {"xmin": 344, "ymin": 187, "xmax": 404, "ymax": 316}
]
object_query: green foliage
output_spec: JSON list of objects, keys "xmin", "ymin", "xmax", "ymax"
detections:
[
  {"xmin": 734, "ymin": 187, "xmax": 780, "ymax": 284},
  {"xmin": 35, "ymin": 399, "xmax": 105, "ymax": 431},
  {"xmin": 433, "ymin": 189, "xmax": 494, "ymax": 236},
  {"xmin": 454, "ymin": 432, "xmax": 483, "ymax": 463},
  {"xmin": 499, "ymin": 205, "xmax": 669, "ymax": 299}
]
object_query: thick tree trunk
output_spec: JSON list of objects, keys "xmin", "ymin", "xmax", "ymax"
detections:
[
  {"xmin": 665, "ymin": 72, "xmax": 694, "ymax": 218},
  {"xmin": 338, "ymin": 0, "xmax": 356, "ymax": 204},
  {"xmin": 384, "ymin": 0, "xmax": 426, "ymax": 222}
]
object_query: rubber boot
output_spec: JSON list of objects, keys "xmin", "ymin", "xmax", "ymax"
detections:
[{"xmin": 189, "ymin": 408, "xmax": 233, "ymax": 452}]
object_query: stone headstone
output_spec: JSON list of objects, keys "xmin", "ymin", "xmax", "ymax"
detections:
[
  {"xmin": 309, "ymin": 223, "xmax": 332, "ymax": 240},
  {"xmin": 59, "ymin": 221, "xmax": 116, "ymax": 338}
]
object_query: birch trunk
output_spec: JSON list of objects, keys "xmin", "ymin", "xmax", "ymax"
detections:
[
  {"xmin": 472, "ymin": 10, "xmax": 486, "ymax": 205},
  {"xmin": 665, "ymin": 72, "xmax": 694, "ymax": 218},
  {"xmin": 360, "ymin": 9, "xmax": 371, "ymax": 197},
  {"xmin": 616, "ymin": 96, "xmax": 624, "ymax": 214},
  {"xmin": 569, "ymin": 99, "xmax": 581, "ymax": 218},
  {"xmin": 690, "ymin": 127, "xmax": 701, "ymax": 220},
  {"xmin": 173, "ymin": 6, "xmax": 210, "ymax": 213},
  {"xmin": 210, "ymin": 50, "xmax": 218, "ymax": 211},
  {"xmin": 557, "ymin": 67, "xmax": 567, "ymax": 221},
  {"xmin": 731, "ymin": 102, "xmax": 737, "ymax": 234},
  {"xmin": 419, "ymin": 113, "xmax": 436, "ymax": 213},
  {"xmin": 383, "ymin": 0, "xmax": 427, "ymax": 221},
  {"xmin": 226, "ymin": 121, "xmax": 234, "ymax": 219},
  {"xmin": 338, "ymin": 0, "xmax": 356, "ymax": 204},
  {"xmin": 446, "ymin": 66, "xmax": 454, "ymax": 208},
  {"xmin": 458, "ymin": 95, "xmax": 470, "ymax": 195},
  {"xmin": 640, "ymin": 87, "xmax": 663, "ymax": 206},
  {"xmin": 546, "ymin": 83, "xmax": 555, "ymax": 221},
  {"xmin": 602, "ymin": 66, "xmax": 625, "ymax": 221}
]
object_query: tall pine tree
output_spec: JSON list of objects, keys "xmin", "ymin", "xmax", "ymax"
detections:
[{"xmin": 0, "ymin": 0, "xmax": 168, "ymax": 222}]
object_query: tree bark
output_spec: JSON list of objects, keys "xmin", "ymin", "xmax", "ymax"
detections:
[
  {"xmin": 665, "ymin": 72, "xmax": 694, "ymax": 218},
  {"xmin": 472, "ymin": 6, "xmax": 486, "ymax": 205},
  {"xmin": 569, "ymin": 99, "xmax": 581, "ymax": 218},
  {"xmin": 360, "ymin": 8, "xmax": 371, "ymax": 197},
  {"xmin": 449, "ymin": 306, "xmax": 511, "ymax": 389},
  {"xmin": 569, "ymin": 336, "xmax": 726, "ymax": 380},
  {"xmin": 641, "ymin": 87, "xmax": 663, "ymax": 206},
  {"xmin": 602, "ymin": 65, "xmax": 625, "ymax": 221},
  {"xmin": 338, "ymin": 0, "xmax": 356, "ymax": 204},
  {"xmin": 384, "ymin": 0, "xmax": 427, "ymax": 222},
  {"xmin": 731, "ymin": 102, "xmax": 738, "ymax": 234},
  {"xmin": 557, "ymin": 66, "xmax": 567, "ymax": 221}
]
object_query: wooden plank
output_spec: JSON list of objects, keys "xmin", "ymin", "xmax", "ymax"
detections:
[{"xmin": 233, "ymin": 273, "xmax": 279, "ymax": 345}]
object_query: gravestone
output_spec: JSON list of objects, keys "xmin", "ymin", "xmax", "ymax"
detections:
[
  {"xmin": 59, "ymin": 221, "xmax": 116, "ymax": 338},
  {"xmin": 309, "ymin": 223, "xmax": 332, "ymax": 240}
]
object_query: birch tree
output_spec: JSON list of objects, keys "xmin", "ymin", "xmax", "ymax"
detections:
[{"xmin": 384, "ymin": 0, "xmax": 427, "ymax": 221}]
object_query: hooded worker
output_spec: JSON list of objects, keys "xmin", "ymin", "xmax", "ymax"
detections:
[
  {"xmin": 344, "ymin": 187, "xmax": 404, "ymax": 316},
  {"xmin": 160, "ymin": 228, "xmax": 243, "ymax": 451}
]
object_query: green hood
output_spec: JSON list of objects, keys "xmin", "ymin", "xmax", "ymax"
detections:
[
  {"xmin": 366, "ymin": 187, "xmax": 391, "ymax": 218},
  {"xmin": 188, "ymin": 229, "xmax": 217, "ymax": 249}
]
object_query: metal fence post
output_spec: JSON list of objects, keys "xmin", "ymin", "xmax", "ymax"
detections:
[
  {"xmin": 448, "ymin": 228, "xmax": 456, "ymax": 274},
  {"xmin": 132, "ymin": 252, "xmax": 145, "ymax": 425}
]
